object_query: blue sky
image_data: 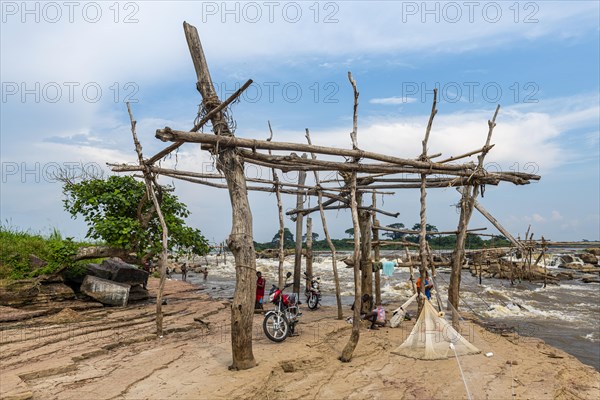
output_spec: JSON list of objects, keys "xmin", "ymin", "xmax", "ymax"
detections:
[{"xmin": 1, "ymin": 1, "xmax": 599, "ymax": 244}]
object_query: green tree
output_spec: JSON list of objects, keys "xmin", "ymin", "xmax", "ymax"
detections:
[
  {"xmin": 345, "ymin": 227, "xmax": 355, "ymax": 238},
  {"xmin": 466, "ymin": 233, "xmax": 484, "ymax": 248},
  {"xmin": 271, "ymin": 227, "xmax": 294, "ymax": 245},
  {"xmin": 410, "ymin": 223, "xmax": 439, "ymax": 241},
  {"xmin": 382, "ymin": 222, "xmax": 406, "ymax": 240},
  {"xmin": 302, "ymin": 232, "xmax": 320, "ymax": 242},
  {"xmin": 63, "ymin": 175, "xmax": 209, "ymax": 261}
]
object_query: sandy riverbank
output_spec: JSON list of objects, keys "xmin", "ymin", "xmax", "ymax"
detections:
[{"xmin": 1, "ymin": 278, "xmax": 598, "ymax": 400}]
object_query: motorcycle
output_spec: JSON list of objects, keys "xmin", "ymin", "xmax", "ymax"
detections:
[
  {"xmin": 304, "ymin": 271, "xmax": 321, "ymax": 310},
  {"xmin": 263, "ymin": 271, "xmax": 301, "ymax": 342}
]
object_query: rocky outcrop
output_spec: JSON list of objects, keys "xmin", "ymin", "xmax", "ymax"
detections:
[
  {"xmin": 0, "ymin": 279, "xmax": 75, "ymax": 307},
  {"xmin": 80, "ymin": 275, "xmax": 130, "ymax": 306}
]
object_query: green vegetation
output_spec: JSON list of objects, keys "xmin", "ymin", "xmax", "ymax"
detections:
[
  {"xmin": 0, "ymin": 225, "xmax": 91, "ymax": 280},
  {"xmin": 63, "ymin": 175, "xmax": 210, "ymax": 260},
  {"xmin": 253, "ymin": 222, "xmax": 512, "ymax": 252}
]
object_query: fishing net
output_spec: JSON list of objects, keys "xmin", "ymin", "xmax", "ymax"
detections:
[
  {"xmin": 390, "ymin": 293, "xmax": 418, "ymax": 328},
  {"xmin": 392, "ymin": 298, "xmax": 480, "ymax": 360}
]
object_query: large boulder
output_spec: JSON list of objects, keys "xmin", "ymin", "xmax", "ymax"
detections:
[
  {"xmin": 86, "ymin": 263, "xmax": 114, "ymax": 280},
  {"xmin": 128, "ymin": 284, "xmax": 149, "ymax": 302},
  {"xmin": 579, "ymin": 253, "xmax": 598, "ymax": 264},
  {"xmin": 97, "ymin": 258, "xmax": 148, "ymax": 286},
  {"xmin": 586, "ymin": 248, "xmax": 600, "ymax": 256},
  {"xmin": 80, "ymin": 275, "xmax": 130, "ymax": 306}
]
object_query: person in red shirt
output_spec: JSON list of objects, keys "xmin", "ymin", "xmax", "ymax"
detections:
[{"xmin": 255, "ymin": 271, "xmax": 266, "ymax": 310}]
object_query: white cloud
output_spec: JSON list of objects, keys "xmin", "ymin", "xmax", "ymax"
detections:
[
  {"xmin": 370, "ymin": 97, "xmax": 416, "ymax": 105},
  {"xmin": 1, "ymin": 2, "xmax": 597, "ymax": 85},
  {"xmin": 532, "ymin": 213, "xmax": 546, "ymax": 223},
  {"xmin": 551, "ymin": 211, "xmax": 563, "ymax": 221}
]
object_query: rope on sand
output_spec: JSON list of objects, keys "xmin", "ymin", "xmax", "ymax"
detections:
[{"xmin": 450, "ymin": 342, "xmax": 473, "ymax": 400}]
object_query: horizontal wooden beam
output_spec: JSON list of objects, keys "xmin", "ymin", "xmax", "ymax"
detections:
[{"xmin": 156, "ymin": 127, "xmax": 476, "ymax": 171}]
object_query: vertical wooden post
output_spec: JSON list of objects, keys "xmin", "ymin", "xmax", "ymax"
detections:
[
  {"xmin": 183, "ymin": 22, "xmax": 256, "ymax": 370},
  {"xmin": 293, "ymin": 160, "xmax": 307, "ymax": 295},
  {"xmin": 305, "ymin": 129, "xmax": 342, "ymax": 319},
  {"xmin": 372, "ymin": 193, "xmax": 381, "ymax": 305},
  {"xmin": 449, "ymin": 105, "xmax": 500, "ymax": 313},
  {"xmin": 268, "ymin": 121, "xmax": 286, "ymax": 289},
  {"xmin": 340, "ymin": 71, "xmax": 362, "ymax": 363},
  {"xmin": 340, "ymin": 172, "xmax": 362, "ymax": 362},
  {"xmin": 305, "ymin": 217, "xmax": 313, "ymax": 291},
  {"xmin": 405, "ymin": 247, "xmax": 417, "ymax": 294},
  {"xmin": 417, "ymin": 88, "xmax": 437, "ymax": 315},
  {"xmin": 358, "ymin": 193, "xmax": 373, "ymax": 314},
  {"xmin": 126, "ymin": 103, "xmax": 168, "ymax": 338}
]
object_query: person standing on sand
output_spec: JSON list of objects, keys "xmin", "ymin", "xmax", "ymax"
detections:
[
  {"xmin": 202, "ymin": 267, "xmax": 208, "ymax": 281},
  {"xmin": 255, "ymin": 271, "xmax": 265, "ymax": 310},
  {"xmin": 181, "ymin": 263, "xmax": 188, "ymax": 281}
]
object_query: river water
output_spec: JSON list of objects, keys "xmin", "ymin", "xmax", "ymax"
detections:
[{"xmin": 182, "ymin": 250, "xmax": 600, "ymax": 371}]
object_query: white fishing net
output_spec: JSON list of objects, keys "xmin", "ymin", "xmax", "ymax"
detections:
[
  {"xmin": 392, "ymin": 298, "xmax": 480, "ymax": 360},
  {"xmin": 390, "ymin": 293, "xmax": 418, "ymax": 328}
]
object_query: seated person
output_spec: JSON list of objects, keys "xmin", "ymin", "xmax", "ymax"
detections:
[{"xmin": 351, "ymin": 294, "xmax": 384, "ymax": 330}]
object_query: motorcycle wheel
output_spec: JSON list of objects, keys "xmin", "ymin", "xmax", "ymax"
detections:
[
  {"xmin": 263, "ymin": 312, "xmax": 290, "ymax": 342},
  {"xmin": 307, "ymin": 293, "xmax": 319, "ymax": 310}
]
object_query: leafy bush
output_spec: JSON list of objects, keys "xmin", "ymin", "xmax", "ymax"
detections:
[{"xmin": 0, "ymin": 225, "xmax": 90, "ymax": 280}]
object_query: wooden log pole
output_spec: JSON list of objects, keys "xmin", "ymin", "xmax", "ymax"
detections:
[
  {"xmin": 448, "ymin": 105, "xmax": 500, "ymax": 315},
  {"xmin": 267, "ymin": 121, "xmax": 286, "ymax": 289},
  {"xmin": 306, "ymin": 128, "xmax": 343, "ymax": 319},
  {"xmin": 340, "ymin": 71, "xmax": 362, "ymax": 363},
  {"xmin": 372, "ymin": 194, "xmax": 381, "ymax": 305},
  {"xmin": 417, "ymin": 88, "xmax": 437, "ymax": 314},
  {"xmin": 358, "ymin": 192, "xmax": 373, "ymax": 314},
  {"xmin": 183, "ymin": 22, "xmax": 256, "ymax": 370},
  {"xmin": 126, "ymin": 103, "xmax": 169, "ymax": 338},
  {"xmin": 293, "ymin": 158, "xmax": 307, "ymax": 295},
  {"xmin": 305, "ymin": 217, "xmax": 314, "ymax": 291}
]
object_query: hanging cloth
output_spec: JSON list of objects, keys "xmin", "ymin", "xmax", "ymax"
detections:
[{"xmin": 382, "ymin": 261, "xmax": 395, "ymax": 277}]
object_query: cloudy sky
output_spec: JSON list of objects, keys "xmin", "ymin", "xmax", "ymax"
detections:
[{"xmin": 1, "ymin": 1, "xmax": 599, "ymax": 244}]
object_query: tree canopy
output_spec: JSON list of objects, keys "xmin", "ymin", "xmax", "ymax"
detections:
[
  {"xmin": 271, "ymin": 227, "xmax": 294, "ymax": 245},
  {"xmin": 404, "ymin": 223, "xmax": 439, "ymax": 242},
  {"xmin": 63, "ymin": 175, "xmax": 210, "ymax": 261},
  {"xmin": 382, "ymin": 222, "xmax": 406, "ymax": 240}
]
